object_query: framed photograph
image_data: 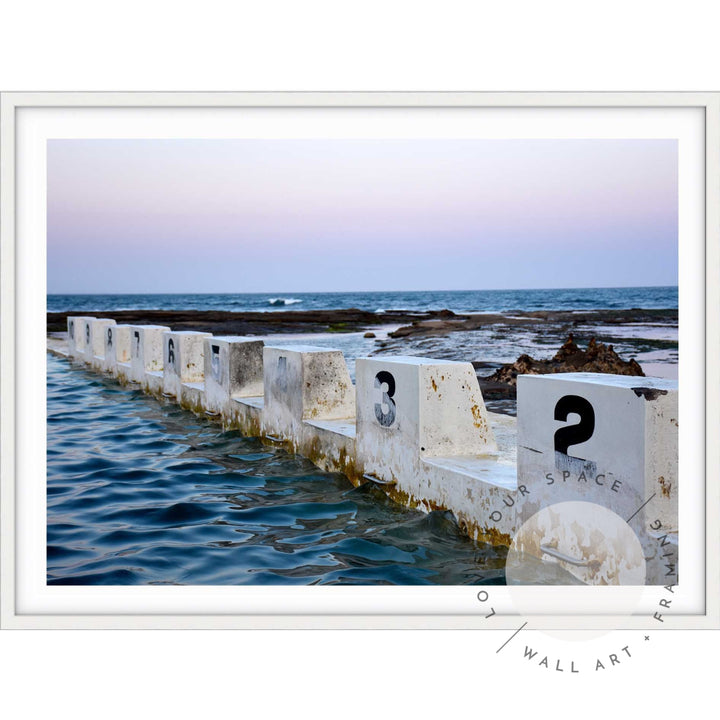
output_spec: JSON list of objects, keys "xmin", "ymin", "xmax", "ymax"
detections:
[{"xmin": 1, "ymin": 92, "xmax": 718, "ymax": 630}]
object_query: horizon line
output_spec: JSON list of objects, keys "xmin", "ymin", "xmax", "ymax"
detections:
[{"xmin": 47, "ymin": 284, "xmax": 679, "ymax": 296}]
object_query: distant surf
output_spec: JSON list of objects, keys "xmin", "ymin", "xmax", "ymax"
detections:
[
  {"xmin": 47, "ymin": 287, "xmax": 678, "ymax": 315},
  {"xmin": 267, "ymin": 297, "xmax": 302, "ymax": 307}
]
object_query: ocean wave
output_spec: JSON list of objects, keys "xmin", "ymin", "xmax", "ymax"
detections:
[{"xmin": 267, "ymin": 297, "xmax": 302, "ymax": 307}]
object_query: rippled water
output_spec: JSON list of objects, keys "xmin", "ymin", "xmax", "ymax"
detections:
[{"xmin": 47, "ymin": 354, "xmax": 507, "ymax": 585}]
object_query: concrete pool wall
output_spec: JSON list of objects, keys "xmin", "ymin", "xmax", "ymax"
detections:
[{"xmin": 53, "ymin": 315, "xmax": 679, "ymax": 585}]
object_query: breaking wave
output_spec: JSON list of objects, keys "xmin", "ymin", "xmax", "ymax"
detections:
[{"xmin": 267, "ymin": 297, "xmax": 302, "ymax": 307}]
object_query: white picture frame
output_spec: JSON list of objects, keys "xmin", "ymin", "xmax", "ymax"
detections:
[{"xmin": 1, "ymin": 91, "xmax": 718, "ymax": 630}]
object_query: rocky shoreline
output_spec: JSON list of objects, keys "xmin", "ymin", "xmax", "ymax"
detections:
[
  {"xmin": 47, "ymin": 306, "xmax": 677, "ymax": 337},
  {"xmin": 46, "ymin": 307, "xmax": 460, "ymax": 336},
  {"xmin": 388, "ymin": 307, "xmax": 677, "ymax": 339}
]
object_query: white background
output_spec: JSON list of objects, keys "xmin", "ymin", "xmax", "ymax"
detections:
[{"xmin": 1, "ymin": 1, "xmax": 719, "ymax": 718}]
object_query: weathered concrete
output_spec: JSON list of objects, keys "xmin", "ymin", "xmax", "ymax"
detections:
[
  {"xmin": 228, "ymin": 395, "xmax": 264, "ymax": 438},
  {"xmin": 102, "ymin": 324, "xmax": 133, "ymax": 377},
  {"xmin": 67, "ymin": 316, "xmax": 95, "ymax": 358},
  {"xmin": 162, "ymin": 330, "xmax": 211, "ymax": 402},
  {"xmin": 516, "ymin": 373, "xmax": 678, "ymax": 584},
  {"xmin": 179, "ymin": 381, "xmax": 206, "ymax": 415},
  {"xmin": 203, "ymin": 336, "xmax": 265, "ymax": 417},
  {"xmin": 84, "ymin": 318, "xmax": 116, "ymax": 369},
  {"xmin": 263, "ymin": 345, "xmax": 355, "ymax": 440},
  {"xmin": 128, "ymin": 325, "xmax": 171, "ymax": 392},
  {"xmin": 262, "ymin": 345, "xmax": 357, "ymax": 473},
  {"xmin": 355, "ymin": 356, "xmax": 517, "ymax": 542}
]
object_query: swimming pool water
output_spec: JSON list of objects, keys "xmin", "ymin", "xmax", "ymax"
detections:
[{"xmin": 47, "ymin": 354, "xmax": 507, "ymax": 585}]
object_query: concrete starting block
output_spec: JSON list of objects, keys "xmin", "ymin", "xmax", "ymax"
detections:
[
  {"xmin": 128, "ymin": 325, "xmax": 171, "ymax": 393},
  {"xmin": 84, "ymin": 318, "xmax": 116, "ymax": 369},
  {"xmin": 355, "ymin": 356, "xmax": 517, "ymax": 542},
  {"xmin": 102, "ymin": 324, "xmax": 133, "ymax": 378},
  {"xmin": 162, "ymin": 331, "xmax": 211, "ymax": 408},
  {"xmin": 204, "ymin": 336, "xmax": 264, "ymax": 427},
  {"xmin": 262, "ymin": 345, "xmax": 356, "ymax": 472},
  {"xmin": 67, "ymin": 316, "xmax": 95, "ymax": 359},
  {"xmin": 516, "ymin": 373, "xmax": 678, "ymax": 585}
]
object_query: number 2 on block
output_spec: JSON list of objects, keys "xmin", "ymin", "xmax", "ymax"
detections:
[{"xmin": 553, "ymin": 394, "xmax": 595, "ymax": 456}]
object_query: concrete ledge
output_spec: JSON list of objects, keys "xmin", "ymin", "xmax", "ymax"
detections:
[
  {"xmin": 180, "ymin": 381, "xmax": 206, "ymax": 414},
  {"xmin": 421, "ymin": 456, "xmax": 519, "ymax": 540},
  {"xmin": 304, "ymin": 418, "xmax": 356, "ymax": 439},
  {"xmin": 303, "ymin": 418, "xmax": 358, "ymax": 478},
  {"xmin": 227, "ymin": 396, "xmax": 264, "ymax": 436},
  {"xmin": 47, "ymin": 337, "xmax": 70, "ymax": 358},
  {"xmin": 144, "ymin": 370, "xmax": 164, "ymax": 396},
  {"xmin": 116, "ymin": 361, "xmax": 132, "ymax": 383}
]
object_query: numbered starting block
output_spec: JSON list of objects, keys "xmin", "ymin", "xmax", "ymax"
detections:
[
  {"xmin": 204, "ymin": 336, "xmax": 264, "ymax": 426},
  {"xmin": 128, "ymin": 325, "xmax": 171, "ymax": 393},
  {"xmin": 516, "ymin": 373, "xmax": 678, "ymax": 585},
  {"xmin": 355, "ymin": 357, "xmax": 517, "ymax": 541},
  {"xmin": 262, "ymin": 345, "xmax": 356, "ymax": 471},
  {"xmin": 84, "ymin": 318, "xmax": 116, "ymax": 369},
  {"xmin": 67, "ymin": 316, "xmax": 95, "ymax": 359},
  {"xmin": 102, "ymin": 324, "xmax": 133, "ymax": 378},
  {"xmin": 162, "ymin": 331, "xmax": 212, "ymax": 408}
]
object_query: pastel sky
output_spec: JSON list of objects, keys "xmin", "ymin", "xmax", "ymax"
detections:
[{"xmin": 47, "ymin": 139, "xmax": 678, "ymax": 294}]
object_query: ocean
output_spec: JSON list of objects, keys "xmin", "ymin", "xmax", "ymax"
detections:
[
  {"xmin": 48, "ymin": 285, "xmax": 678, "ymax": 314},
  {"xmin": 46, "ymin": 287, "xmax": 678, "ymax": 585}
]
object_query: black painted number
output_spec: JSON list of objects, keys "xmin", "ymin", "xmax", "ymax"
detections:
[
  {"xmin": 107, "ymin": 328, "xmax": 113, "ymax": 347},
  {"xmin": 553, "ymin": 395, "xmax": 595, "ymax": 456},
  {"xmin": 211, "ymin": 345, "xmax": 221, "ymax": 380},
  {"xmin": 374, "ymin": 371, "xmax": 397, "ymax": 427},
  {"xmin": 167, "ymin": 338, "xmax": 175, "ymax": 367}
]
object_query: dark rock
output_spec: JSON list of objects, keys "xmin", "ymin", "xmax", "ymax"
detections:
[
  {"xmin": 47, "ymin": 307, "xmax": 465, "ymax": 336},
  {"xmin": 484, "ymin": 335, "xmax": 645, "ymax": 387},
  {"xmin": 363, "ymin": 332, "xmax": 376, "ymax": 338},
  {"xmin": 632, "ymin": 387, "xmax": 668, "ymax": 401}
]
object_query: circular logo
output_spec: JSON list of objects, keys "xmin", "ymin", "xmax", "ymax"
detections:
[{"xmin": 506, "ymin": 501, "xmax": 647, "ymax": 587}]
